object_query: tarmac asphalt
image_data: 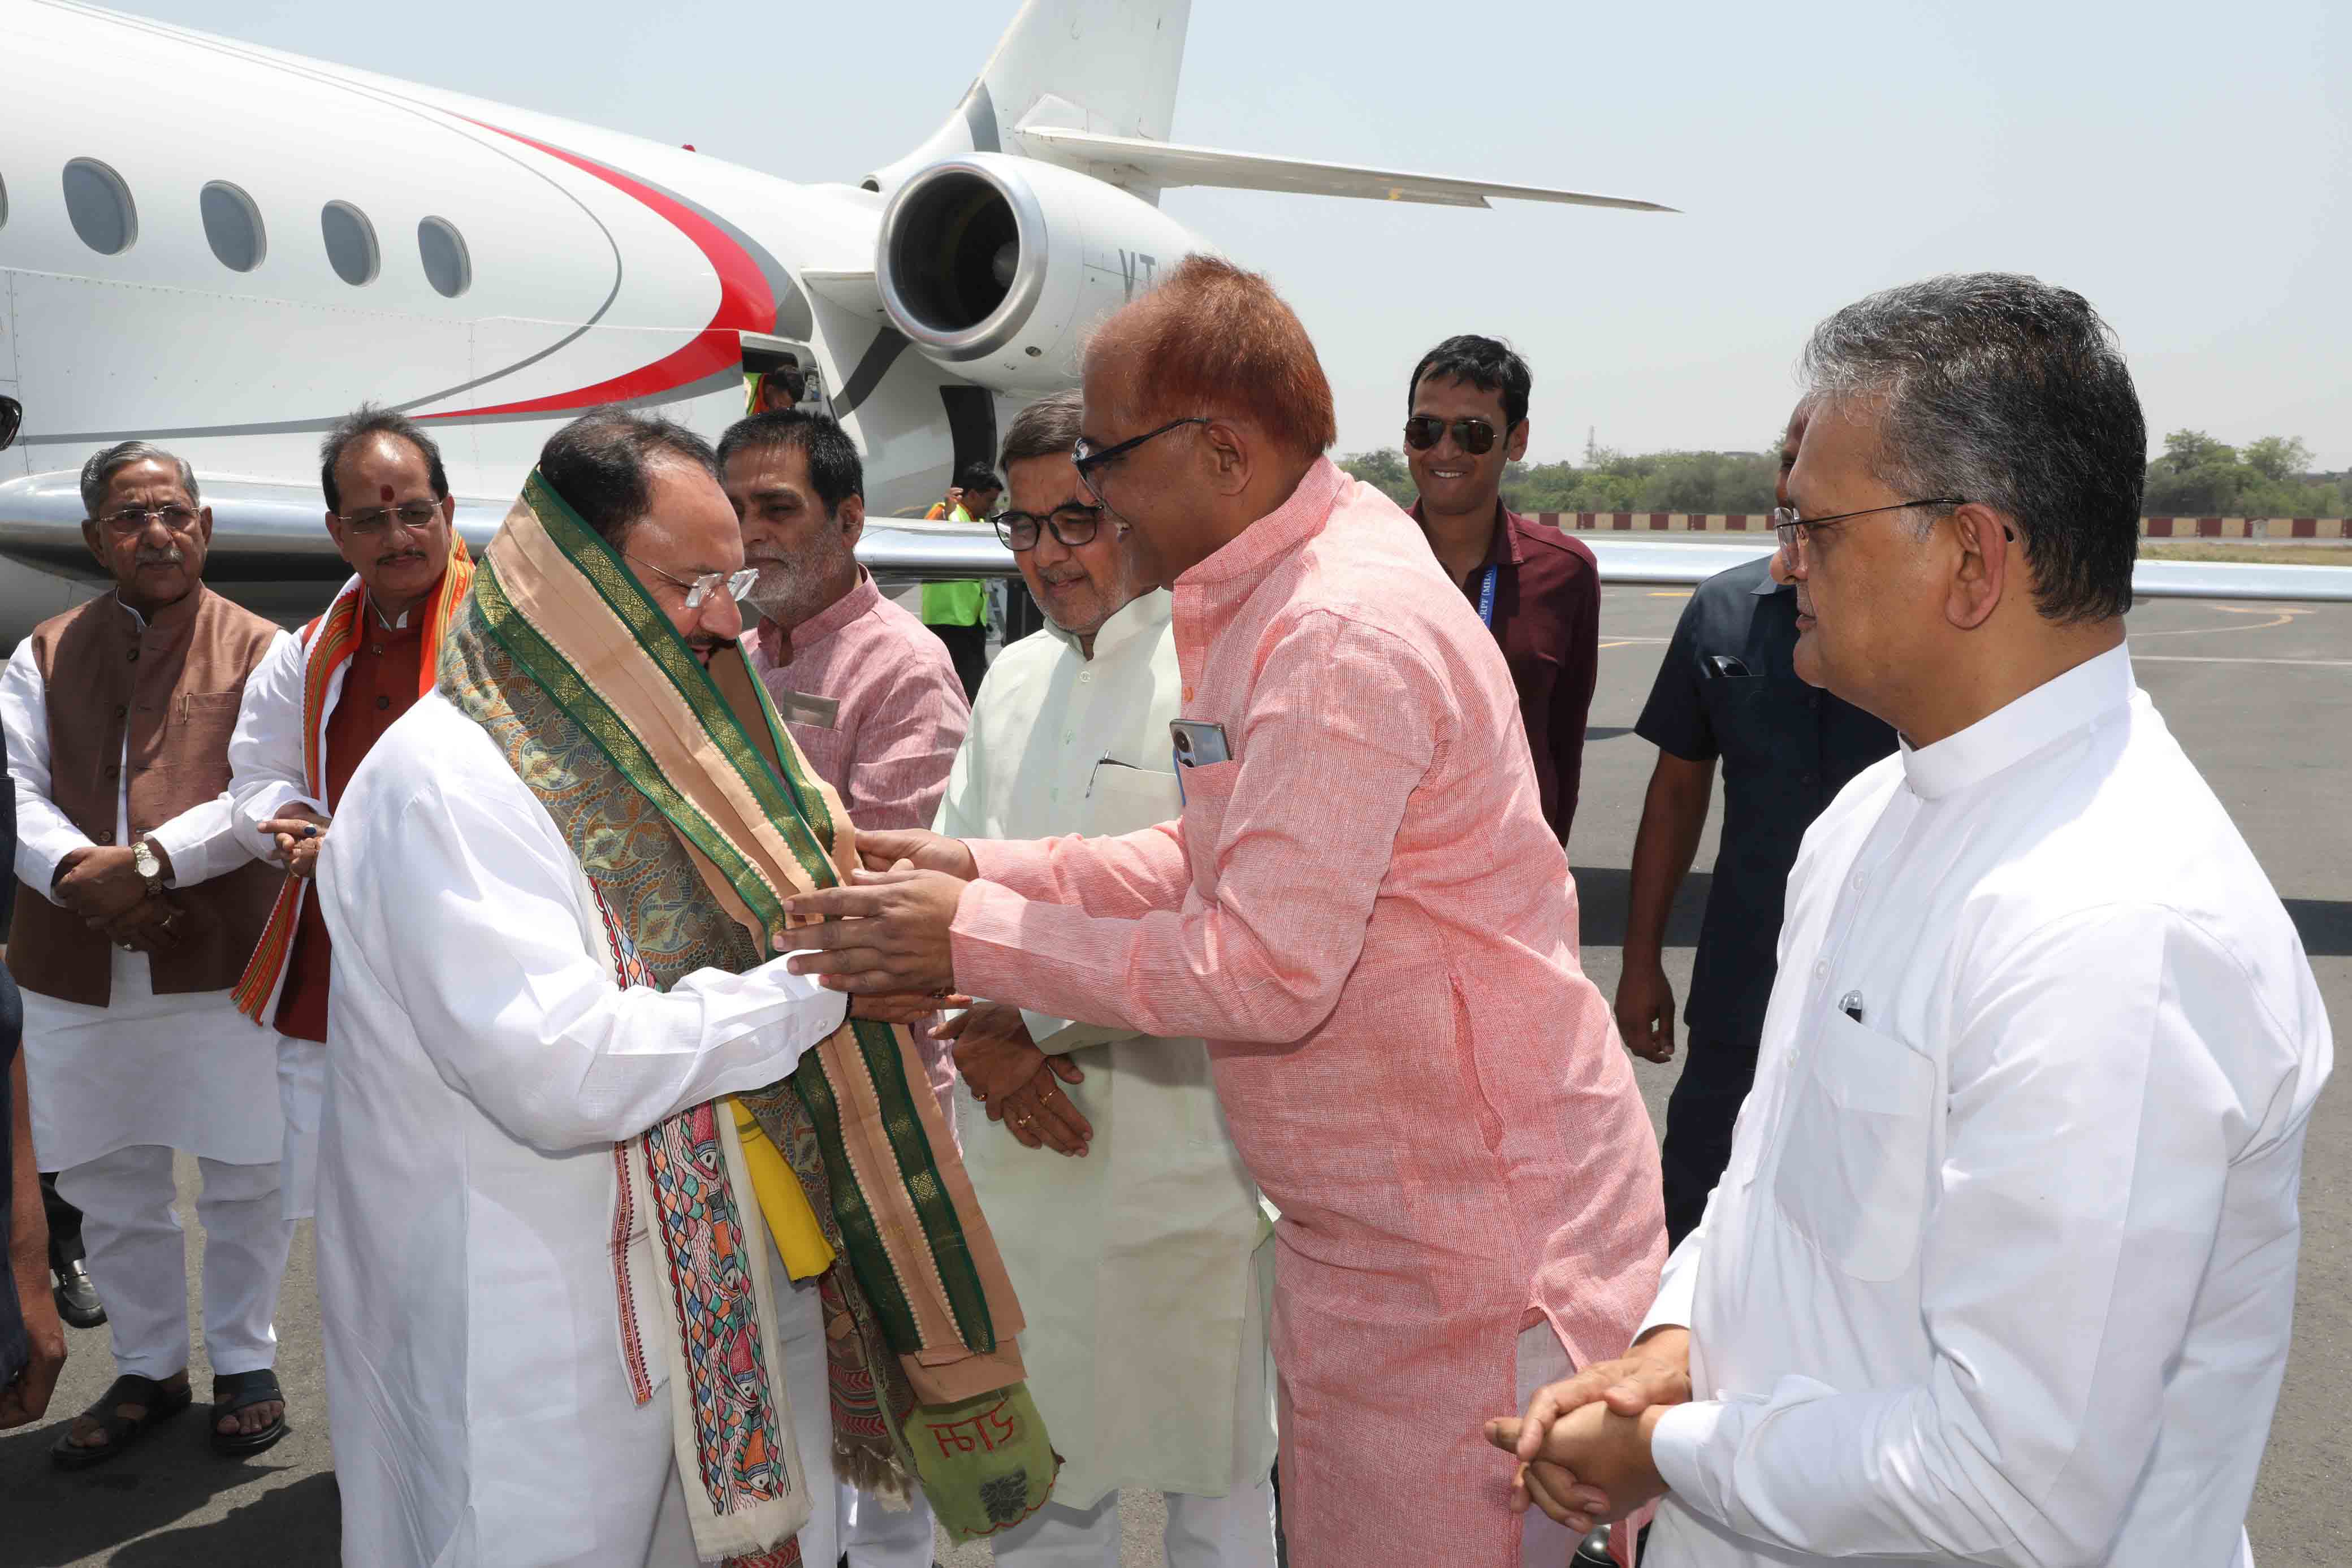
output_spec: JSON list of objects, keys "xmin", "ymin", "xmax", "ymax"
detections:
[{"xmin": 4, "ymin": 584, "xmax": 2346, "ymax": 1567}]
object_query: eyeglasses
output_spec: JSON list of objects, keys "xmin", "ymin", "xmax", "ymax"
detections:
[
  {"xmin": 1403, "ymin": 415, "xmax": 1506, "ymax": 456},
  {"xmin": 1771, "ymin": 497, "xmax": 1966, "ymax": 556},
  {"xmin": 97, "ymin": 504, "xmax": 199, "ymax": 535},
  {"xmin": 624, "ymin": 555, "xmax": 760, "ymax": 609},
  {"xmin": 993, "ymin": 504, "xmax": 1104, "ymax": 552},
  {"xmin": 335, "ymin": 501, "xmax": 443, "ymax": 535},
  {"xmin": 1071, "ymin": 417, "xmax": 1211, "ymax": 503}
]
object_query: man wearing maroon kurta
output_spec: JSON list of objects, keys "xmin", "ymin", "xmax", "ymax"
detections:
[
  {"xmin": 1404, "ymin": 335, "xmax": 1599, "ymax": 846},
  {"xmin": 781, "ymin": 258, "xmax": 1665, "ymax": 1568},
  {"xmin": 228, "ymin": 407, "xmax": 472, "ymax": 1220}
]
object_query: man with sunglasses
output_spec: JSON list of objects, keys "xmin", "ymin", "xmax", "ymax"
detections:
[
  {"xmin": 1404, "ymin": 335, "xmax": 1599, "ymax": 844},
  {"xmin": 779, "ymin": 256, "xmax": 1665, "ymax": 1568},
  {"xmin": 2, "ymin": 441, "xmax": 296, "ymax": 1466},
  {"xmin": 927, "ymin": 388, "xmax": 1279, "ymax": 1567},
  {"xmin": 227, "ymin": 406, "xmax": 475, "ymax": 1228},
  {"xmin": 1500, "ymin": 275, "xmax": 2328, "ymax": 1568}
]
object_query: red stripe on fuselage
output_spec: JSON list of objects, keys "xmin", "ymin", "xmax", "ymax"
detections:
[{"xmin": 417, "ymin": 121, "xmax": 774, "ymax": 421}]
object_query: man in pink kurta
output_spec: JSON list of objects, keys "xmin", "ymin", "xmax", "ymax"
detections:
[{"xmin": 784, "ymin": 258, "xmax": 1664, "ymax": 1567}]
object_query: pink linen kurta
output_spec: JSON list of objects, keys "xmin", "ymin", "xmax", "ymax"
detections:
[{"xmin": 950, "ymin": 458, "xmax": 1665, "ymax": 1567}]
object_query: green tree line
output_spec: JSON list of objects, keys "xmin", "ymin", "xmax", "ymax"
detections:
[{"xmin": 1341, "ymin": 431, "xmax": 2351, "ymax": 518}]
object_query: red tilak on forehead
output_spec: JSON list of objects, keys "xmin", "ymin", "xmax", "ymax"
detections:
[{"xmin": 379, "ymin": 484, "xmax": 395, "ymax": 502}]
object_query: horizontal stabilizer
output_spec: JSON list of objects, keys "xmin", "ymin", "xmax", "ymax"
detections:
[{"xmin": 1018, "ymin": 126, "xmax": 1677, "ymax": 212}]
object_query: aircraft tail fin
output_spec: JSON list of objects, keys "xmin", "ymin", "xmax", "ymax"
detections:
[{"xmin": 866, "ymin": 0, "xmax": 1191, "ymax": 199}]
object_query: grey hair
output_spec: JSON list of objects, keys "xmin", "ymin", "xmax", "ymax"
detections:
[
  {"xmin": 1000, "ymin": 389, "xmax": 1086, "ymax": 469},
  {"xmin": 81, "ymin": 441, "xmax": 199, "ymax": 517},
  {"xmin": 1798, "ymin": 272, "xmax": 2145, "ymax": 623}
]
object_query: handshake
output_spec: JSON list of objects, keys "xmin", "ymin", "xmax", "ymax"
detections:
[{"xmin": 1482, "ymin": 1326, "xmax": 1690, "ymax": 1539}]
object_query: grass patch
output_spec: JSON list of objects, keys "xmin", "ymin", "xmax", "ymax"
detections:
[{"xmin": 2139, "ymin": 542, "xmax": 2352, "ymax": 566}]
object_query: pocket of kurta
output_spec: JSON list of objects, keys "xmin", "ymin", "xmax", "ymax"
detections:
[
  {"xmin": 1771, "ymin": 1011, "xmax": 1938, "ymax": 1281},
  {"xmin": 1173, "ymin": 759, "xmax": 1240, "ymax": 892}
]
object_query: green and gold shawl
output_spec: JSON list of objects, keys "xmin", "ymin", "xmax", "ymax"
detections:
[{"xmin": 439, "ymin": 471, "xmax": 1056, "ymax": 1557}]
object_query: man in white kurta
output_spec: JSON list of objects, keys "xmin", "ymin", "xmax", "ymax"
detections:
[
  {"xmin": 931, "ymin": 392, "xmax": 1278, "ymax": 1567},
  {"xmin": 315, "ymin": 695, "xmax": 850, "ymax": 1566},
  {"xmin": 311, "ymin": 419, "xmax": 855, "ymax": 1568},
  {"xmin": 3, "ymin": 443, "xmax": 294, "ymax": 1462},
  {"xmin": 1502, "ymin": 275, "xmax": 2332, "ymax": 1568}
]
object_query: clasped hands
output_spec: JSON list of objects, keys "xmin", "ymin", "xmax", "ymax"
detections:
[
  {"xmin": 1482, "ymin": 1327, "xmax": 1690, "ymax": 1536},
  {"xmin": 780, "ymin": 829, "xmax": 975, "ymax": 997},
  {"xmin": 54, "ymin": 845, "xmax": 183, "ymax": 954}
]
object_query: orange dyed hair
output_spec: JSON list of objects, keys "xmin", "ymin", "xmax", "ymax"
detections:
[{"xmin": 1086, "ymin": 254, "xmax": 1338, "ymax": 459}]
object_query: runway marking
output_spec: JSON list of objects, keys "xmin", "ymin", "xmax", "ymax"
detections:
[
  {"xmin": 2134, "ymin": 607, "xmax": 2314, "ymax": 638},
  {"xmin": 1648, "ymin": 591, "xmax": 1692, "ymax": 598},
  {"xmin": 1598, "ymin": 635, "xmax": 1670, "ymax": 646},
  {"xmin": 2134, "ymin": 655, "xmax": 2352, "ymax": 668}
]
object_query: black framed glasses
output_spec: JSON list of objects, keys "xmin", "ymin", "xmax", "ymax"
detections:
[
  {"xmin": 1771, "ymin": 497, "xmax": 1966, "ymax": 556},
  {"xmin": 335, "ymin": 501, "xmax": 443, "ymax": 535},
  {"xmin": 624, "ymin": 554, "xmax": 759, "ymax": 609},
  {"xmin": 97, "ymin": 504, "xmax": 200, "ymax": 535},
  {"xmin": 1071, "ymin": 417, "xmax": 1210, "ymax": 503},
  {"xmin": 993, "ymin": 503, "xmax": 1104, "ymax": 552},
  {"xmin": 1403, "ymin": 415, "xmax": 1504, "ymax": 455}
]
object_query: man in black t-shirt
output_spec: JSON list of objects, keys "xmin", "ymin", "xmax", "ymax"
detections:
[{"xmin": 1616, "ymin": 407, "xmax": 1899, "ymax": 1244}]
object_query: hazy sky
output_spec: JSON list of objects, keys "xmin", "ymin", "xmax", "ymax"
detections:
[{"xmin": 118, "ymin": 0, "xmax": 2352, "ymax": 467}]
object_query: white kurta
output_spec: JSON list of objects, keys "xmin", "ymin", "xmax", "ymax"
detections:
[
  {"xmin": 1642, "ymin": 646, "xmax": 2331, "ymax": 1568},
  {"xmin": 935, "ymin": 590, "xmax": 1277, "ymax": 1507},
  {"xmin": 2, "ymin": 627, "xmax": 288, "ymax": 1172},
  {"xmin": 313, "ymin": 692, "xmax": 849, "ymax": 1568}
]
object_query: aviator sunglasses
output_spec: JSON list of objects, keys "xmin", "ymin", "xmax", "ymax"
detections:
[{"xmin": 1403, "ymin": 415, "xmax": 1508, "ymax": 456}]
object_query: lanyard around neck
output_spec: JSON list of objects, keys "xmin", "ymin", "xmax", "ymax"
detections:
[{"xmin": 1476, "ymin": 563, "xmax": 1499, "ymax": 629}]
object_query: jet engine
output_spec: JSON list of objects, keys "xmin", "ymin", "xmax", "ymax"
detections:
[{"xmin": 875, "ymin": 153, "xmax": 1209, "ymax": 395}]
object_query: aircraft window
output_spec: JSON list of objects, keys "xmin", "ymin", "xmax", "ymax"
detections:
[
  {"xmin": 418, "ymin": 216, "xmax": 470, "ymax": 298},
  {"xmin": 63, "ymin": 158, "xmax": 137, "ymax": 255},
  {"xmin": 201, "ymin": 181, "xmax": 266, "ymax": 272},
  {"xmin": 321, "ymin": 200, "xmax": 379, "ymax": 286}
]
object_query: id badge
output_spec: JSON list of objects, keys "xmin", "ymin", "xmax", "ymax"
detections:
[{"xmin": 1169, "ymin": 719, "xmax": 1232, "ymax": 768}]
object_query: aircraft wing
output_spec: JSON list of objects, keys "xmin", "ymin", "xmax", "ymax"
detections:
[
  {"xmin": 1017, "ymin": 127, "xmax": 1678, "ymax": 211},
  {"xmin": 2, "ymin": 475, "xmax": 2344, "ymax": 647}
]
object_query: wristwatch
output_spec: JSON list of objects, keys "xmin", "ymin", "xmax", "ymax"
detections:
[{"xmin": 131, "ymin": 838, "xmax": 166, "ymax": 895}]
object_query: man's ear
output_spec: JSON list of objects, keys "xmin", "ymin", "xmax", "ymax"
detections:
[
  {"xmin": 195, "ymin": 505, "xmax": 214, "ymax": 549},
  {"xmin": 1944, "ymin": 504, "xmax": 2009, "ymax": 631},
  {"xmin": 80, "ymin": 518, "xmax": 105, "ymax": 572},
  {"xmin": 1506, "ymin": 419, "xmax": 1530, "ymax": 464},
  {"xmin": 838, "ymin": 493, "xmax": 867, "ymax": 547},
  {"xmin": 1201, "ymin": 418, "xmax": 1251, "ymax": 495}
]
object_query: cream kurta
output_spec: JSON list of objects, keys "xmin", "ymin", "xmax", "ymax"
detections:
[
  {"xmin": 313, "ymin": 694, "xmax": 849, "ymax": 1568},
  {"xmin": 935, "ymin": 590, "xmax": 1276, "ymax": 1508}
]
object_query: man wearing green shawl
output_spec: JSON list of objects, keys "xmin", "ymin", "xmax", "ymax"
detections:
[{"xmin": 310, "ymin": 410, "xmax": 1056, "ymax": 1568}]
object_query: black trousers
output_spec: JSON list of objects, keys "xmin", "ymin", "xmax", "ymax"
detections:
[
  {"xmin": 1659, "ymin": 1032, "xmax": 1762, "ymax": 1248},
  {"xmin": 42, "ymin": 1172, "xmax": 84, "ymax": 1272},
  {"xmin": 928, "ymin": 622, "xmax": 989, "ymax": 703}
]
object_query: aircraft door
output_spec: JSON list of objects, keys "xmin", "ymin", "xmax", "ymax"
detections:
[{"xmin": 740, "ymin": 333, "xmax": 833, "ymax": 419}]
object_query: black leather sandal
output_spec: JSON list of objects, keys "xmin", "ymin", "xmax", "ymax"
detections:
[
  {"xmin": 209, "ymin": 1367, "xmax": 289, "ymax": 1457},
  {"xmin": 49, "ymin": 1371, "xmax": 192, "ymax": 1469}
]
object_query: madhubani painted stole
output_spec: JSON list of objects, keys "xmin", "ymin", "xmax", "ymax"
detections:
[
  {"xmin": 233, "ymin": 535, "xmax": 474, "ymax": 1023},
  {"xmin": 439, "ymin": 471, "xmax": 1057, "ymax": 1558}
]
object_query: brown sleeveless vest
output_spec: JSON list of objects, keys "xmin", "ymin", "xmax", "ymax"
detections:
[{"xmin": 11, "ymin": 586, "xmax": 284, "ymax": 1007}]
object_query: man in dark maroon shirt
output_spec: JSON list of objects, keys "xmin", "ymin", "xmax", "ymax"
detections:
[{"xmin": 1406, "ymin": 335, "xmax": 1600, "ymax": 844}]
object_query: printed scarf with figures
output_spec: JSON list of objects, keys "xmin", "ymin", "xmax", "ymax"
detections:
[{"xmin": 436, "ymin": 471, "xmax": 1057, "ymax": 1561}]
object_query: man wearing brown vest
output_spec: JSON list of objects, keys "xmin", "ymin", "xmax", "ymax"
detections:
[{"xmin": 0, "ymin": 441, "xmax": 295, "ymax": 1467}]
